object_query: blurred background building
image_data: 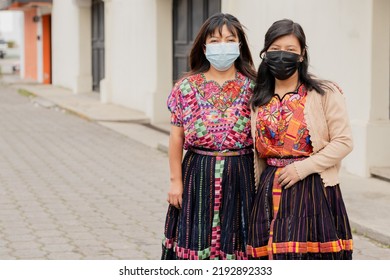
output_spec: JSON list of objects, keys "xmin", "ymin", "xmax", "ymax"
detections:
[
  {"xmin": 0, "ymin": 0, "xmax": 389, "ymax": 180},
  {"xmin": 0, "ymin": 0, "xmax": 51, "ymax": 82}
]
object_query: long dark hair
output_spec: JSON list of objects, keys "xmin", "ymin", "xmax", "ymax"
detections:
[
  {"xmin": 186, "ymin": 13, "xmax": 256, "ymax": 81},
  {"xmin": 250, "ymin": 19, "xmax": 326, "ymax": 109}
]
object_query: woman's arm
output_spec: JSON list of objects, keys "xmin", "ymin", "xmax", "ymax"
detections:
[
  {"xmin": 167, "ymin": 125, "xmax": 185, "ymax": 209},
  {"xmin": 279, "ymin": 86, "xmax": 353, "ymax": 188},
  {"xmin": 293, "ymin": 87, "xmax": 353, "ymax": 181}
]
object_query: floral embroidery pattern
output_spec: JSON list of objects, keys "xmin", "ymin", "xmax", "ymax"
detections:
[
  {"xmin": 167, "ymin": 72, "xmax": 254, "ymax": 151},
  {"xmin": 255, "ymin": 84, "xmax": 313, "ymax": 158},
  {"xmin": 197, "ymin": 74, "xmax": 243, "ymax": 112}
]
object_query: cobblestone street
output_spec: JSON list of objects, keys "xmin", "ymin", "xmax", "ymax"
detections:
[
  {"xmin": 0, "ymin": 85, "xmax": 168, "ymax": 259},
  {"xmin": 0, "ymin": 84, "xmax": 390, "ymax": 260}
]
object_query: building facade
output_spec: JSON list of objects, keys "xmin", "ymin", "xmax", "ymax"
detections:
[
  {"xmin": 0, "ymin": 0, "xmax": 52, "ymax": 83},
  {"xmin": 223, "ymin": 0, "xmax": 390, "ymax": 179},
  {"xmin": 4, "ymin": 0, "xmax": 388, "ymax": 178}
]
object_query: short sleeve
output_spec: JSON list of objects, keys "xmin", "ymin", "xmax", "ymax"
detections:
[{"xmin": 167, "ymin": 82, "xmax": 183, "ymax": 127}]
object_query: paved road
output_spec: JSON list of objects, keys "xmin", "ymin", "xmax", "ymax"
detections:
[
  {"xmin": 0, "ymin": 84, "xmax": 389, "ymax": 260},
  {"xmin": 0, "ymin": 85, "xmax": 168, "ymax": 259}
]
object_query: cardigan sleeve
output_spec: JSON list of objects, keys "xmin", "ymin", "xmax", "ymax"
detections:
[{"xmin": 293, "ymin": 84, "xmax": 353, "ymax": 180}]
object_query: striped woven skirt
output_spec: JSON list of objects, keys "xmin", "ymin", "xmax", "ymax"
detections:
[
  {"xmin": 247, "ymin": 163, "xmax": 353, "ymax": 260},
  {"xmin": 162, "ymin": 148, "xmax": 255, "ymax": 260}
]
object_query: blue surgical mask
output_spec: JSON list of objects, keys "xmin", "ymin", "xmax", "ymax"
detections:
[{"xmin": 205, "ymin": 42, "xmax": 240, "ymax": 71}]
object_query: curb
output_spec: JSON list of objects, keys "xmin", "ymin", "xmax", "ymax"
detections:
[{"xmin": 351, "ymin": 221, "xmax": 390, "ymax": 247}]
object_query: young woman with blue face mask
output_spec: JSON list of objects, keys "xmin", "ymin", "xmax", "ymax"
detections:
[
  {"xmin": 247, "ymin": 19, "xmax": 354, "ymax": 260},
  {"xmin": 162, "ymin": 13, "xmax": 257, "ymax": 260}
]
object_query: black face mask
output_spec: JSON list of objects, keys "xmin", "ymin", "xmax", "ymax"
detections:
[{"xmin": 264, "ymin": 51, "xmax": 301, "ymax": 80}]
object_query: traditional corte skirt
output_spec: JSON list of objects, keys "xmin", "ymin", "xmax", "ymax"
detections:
[
  {"xmin": 247, "ymin": 158, "xmax": 353, "ymax": 260},
  {"xmin": 162, "ymin": 147, "xmax": 255, "ymax": 260}
]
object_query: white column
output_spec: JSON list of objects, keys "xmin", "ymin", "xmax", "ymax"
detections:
[
  {"xmin": 19, "ymin": 12, "xmax": 25, "ymax": 79},
  {"xmin": 100, "ymin": 0, "xmax": 112, "ymax": 103},
  {"xmin": 75, "ymin": 2, "xmax": 92, "ymax": 93},
  {"xmin": 366, "ymin": 0, "xmax": 390, "ymax": 172},
  {"xmin": 152, "ymin": 0, "xmax": 172, "ymax": 124},
  {"xmin": 52, "ymin": 0, "xmax": 92, "ymax": 93}
]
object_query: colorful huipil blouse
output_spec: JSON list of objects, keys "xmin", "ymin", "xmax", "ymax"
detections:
[
  {"xmin": 255, "ymin": 84, "xmax": 313, "ymax": 158},
  {"xmin": 249, "ymin": 84, "xmax": 353, "ymax": 260},
  {"xmin": 168, "ymin": 72, "xmax": 254, "ymax": 151}
]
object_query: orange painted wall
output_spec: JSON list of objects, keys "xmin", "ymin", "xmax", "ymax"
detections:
[
  {"xmin": 42, "ymin": 14, "xmax": 51, "ymax": 84},
  {"xmin": 24, "ymin": 10, "xmax": 38, "ymax": 80}
]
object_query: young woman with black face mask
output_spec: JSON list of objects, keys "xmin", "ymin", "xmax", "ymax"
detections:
[
  {"xmin": 247, "ymin": 19, "xmax": 354, "ymax": 260},
  {"xmin": 162, "ymin": 13, "xmax": 257, "ymax": 260}
]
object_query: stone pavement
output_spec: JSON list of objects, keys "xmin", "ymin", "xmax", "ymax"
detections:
[
  {"xmin": 0, "ymin": 85, "xmax": 168, "ymax": 259},
  {"xmin": 1, "ymin": 77, "xmax": 390, "ymax": 260}
]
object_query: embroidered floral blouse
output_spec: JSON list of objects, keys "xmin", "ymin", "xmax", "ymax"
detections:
[
  {"xmin": 167, "ymin": 72, "xmax": 254, "ymax": 151},
  {"xmin": 255, "ymin": 84, "xmax": 313, "ymax": 158}
]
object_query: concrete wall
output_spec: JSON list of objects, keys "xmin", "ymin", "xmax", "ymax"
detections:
[
  {"xmin": 52, "ymin": 0, "xmax": 92, "ymax": 93},
  {"xmin": 366, "ymin": 0, "xmax": 390, "ymax": 173},
  {"xmin": 53, "ymin": 0, "xmax": 171, "ymax": 123},
  {"xmin": 103, "ymin": 0, "xmax": 172, "ymax": 123},
  {"xmin": 103, "ymin": 0, "xmax": 156, "ymax": 111}
]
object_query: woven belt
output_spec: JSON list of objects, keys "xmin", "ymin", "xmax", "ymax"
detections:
[
  {"xmin": 190, "ymin": 147, "xmax": 253, "ymax": 157},
  {"xmin": 267, "ymin": 157, "xmax": 307, "ymax": 167}
]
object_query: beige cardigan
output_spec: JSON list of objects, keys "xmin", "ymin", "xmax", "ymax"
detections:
[{"xmin": 251, "ymin": 83, "xmax": 353, "ymax": 187}]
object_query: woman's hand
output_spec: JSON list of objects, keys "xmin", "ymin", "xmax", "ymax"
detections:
[
  {"xmin": 167, "ymin": 181, "xmax": 183, "ymax": 209},
  {"xmin": 167, "ymin": 125, "xmax": 184, "ymax": 209},
  {"xmin": 278, "ymin": 164, "xmax": 300, "ymax": 189}
]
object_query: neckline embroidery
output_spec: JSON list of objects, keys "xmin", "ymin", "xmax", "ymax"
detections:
[
  {"xmin": 272, "ymin": 83, "xmax": 305, "ymax": 102},
  {"xmin": 193, "ymin": 72, "xmax": 246, "ymax": 112}
]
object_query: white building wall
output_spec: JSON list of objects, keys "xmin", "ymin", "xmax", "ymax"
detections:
[
  {"xmin": 100, "ymin": 0, "xmax": 112, "ymax": 103},
  {"xmin": 109, "ymin": 0, "xmax": 155, "ymax": 111},
  {"xmin": 106, "ymin": 0, "xmax": 171, "ymax": 123},
  {"xmin": 366, "ymin": 0, "xmax": 390, "ymax": 173},
  {"xmin": 49, "ymin": 0, "xmax": 388, "ymax": 177},
  {"xmin": 52, "ymin": 0, "xmax": 171, "ymax": 123},
  {"xmin": 222, "ymin": 0, "xmax": 389, "ymax": 177},
  {"xmin": 52, "ymin": 0, "xmax": 92, "ymax": 93},
  {"xmin": 19, "ymin": 14, "xmax": 24, "ymax": 78},
  {"xmin": 153, "ymin": 0, "xmax": 172, "ymax": 124}
]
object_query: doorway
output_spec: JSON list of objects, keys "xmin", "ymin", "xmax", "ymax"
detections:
[
  {"xmin": 172, "ymin": 0, "xmax": 221, "ymax": 81},
  {"xmin": 91, "ymin": 0, "xmax": 105, "ymax": 92}
]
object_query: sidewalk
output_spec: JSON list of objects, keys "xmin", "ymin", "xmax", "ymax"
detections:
[
  {"xmin": 8, "ymin": 80, "xmax": 169, "ymax": 152},
  {"xmin": 5, "ymin": 78, "xmax": 390, "ymax": 247}
]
